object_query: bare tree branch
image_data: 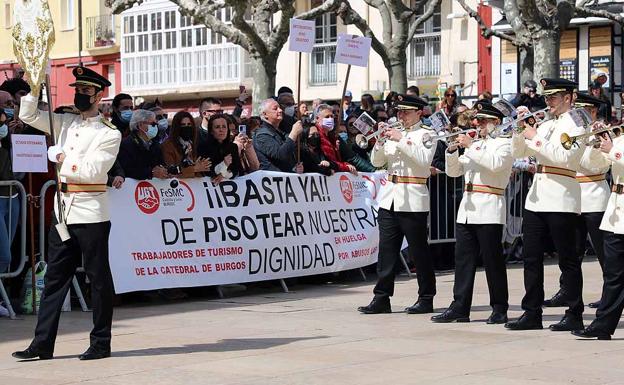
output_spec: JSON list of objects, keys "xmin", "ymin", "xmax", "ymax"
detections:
[
  {"xmin": 575, "ymin": 5, "xmax": 624, "ymax": 24},
  {"xmin": 105, "ymin": 0, "xmax": 145, "ymax": 13},
  {"xmin": 456, "ymin": 0, "xmax": 528, "ymax": 47},
  {"xmin": 296, "ymin": 0, "xmax": 343, "ymax": 20},
  {"xmin": 406, "ymin": 0, "xmax": 442, "ymax": 44}
]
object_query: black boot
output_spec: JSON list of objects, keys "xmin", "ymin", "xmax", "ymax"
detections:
[
  {"xmin": 549, "ymin": 315, "xmax": 584, "ymax": 331},
  {"xmin": 486, "ymin": 312, "xmax": 508, "ymax": 325},
  {"xmin": 543, "ymin": 291, "xmax": 567, "ymax": 307},
  {"xmin": 430, "ymin": 308, "xmax": 470, "ymax": 323},
  {"xmin": 405, "ymin": 299, "xmax": 434, "ymax": 314},
  {"xmin": 12, "ymin": 346, "xmax": 53, "ymax": 360},
  {"xmin": 571, "ymin": 325, "xmax": 611, "ymax": 340},
  {"xmin": 504, "ymin": 313, "xmax": 543, "ymax": 330},
  {"xmin": 357, "ymin": 297, "xmax": 391, "ymax": 314}
]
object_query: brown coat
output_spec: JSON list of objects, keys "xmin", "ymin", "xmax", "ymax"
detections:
[{"xmin": 161, "ymin": 138, "xmax": 200, "ymax": 178}]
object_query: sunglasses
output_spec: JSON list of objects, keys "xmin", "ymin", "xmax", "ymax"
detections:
[
  {"xmin": 445, "ymin": 94, "xmax": 456, "ymax": 97},
  {"xmin": 204, "ymin": 109, "xmax": 223, "ymax": 114},
  {"xmin": 156, "ymin": 114, "xmax": 168, "ymax": 120}
]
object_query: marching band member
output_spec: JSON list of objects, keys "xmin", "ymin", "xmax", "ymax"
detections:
[
  {"xmin": 13, "ymin": 67, "xmax": 121, "ymax": 360},
  {"xmin": 544, "ymin": 93, "xmax": 610, "ymax": 309},
  {"xmin": 505, "ymin": 78, "xmax": 587, "ymax": 332},
  {"xmin": 572, "ymin": 129, "xmax": 624, "ymax": 340},
  {"xmin": 431, "ymin": 102, "xmax": 513, "ymax": 324},
  {"xmin": 358, "ymin": 95, "xmax": 437, "ymax": 314}
]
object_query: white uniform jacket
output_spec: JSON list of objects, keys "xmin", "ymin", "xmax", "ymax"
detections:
[
  {"xmin": 511, "ymin": 112, "xmax": 585, "ymax": 214},
  {"xmin": 19, "ymin": 94, "xmax": 121, "ymax": 224},
  {"xmin": 371, "ymin": 122, "xmax": 436, "ymax": 212},
  {"xmin": 600, "ymin": 136, "xmax": 624, "ymax": 234},
  {"xmin": 577, "ymin": 146, "xmax": 611, "ymax": 213},
  {"xmin": 446, "ymin": 136, "xmax": 513, "ymax": 225}
]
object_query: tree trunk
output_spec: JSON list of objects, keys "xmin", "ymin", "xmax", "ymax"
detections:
[
  {"xmin": 532, "ymin": 31, "xmax": 560, "ymax": 82},
  {"xmin": 519, "ymin": 46, "xmax": 534, "ymax": 88},
  {"xmin": 251, "ymin": 57, "xmax": 276, "ymax": 114},
  {"xmin": 388, "ymin": 51, "xmax": 408, "ymax": 94}
]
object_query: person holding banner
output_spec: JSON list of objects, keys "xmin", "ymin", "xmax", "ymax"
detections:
[
  {"xmin": 12, "ymin": 67, "xmax": 121, "ymax": 361},
  {"xmin": 505, "ymin": 78, "xmax": 586, "ymax": 332},
  {"xmin": 358, "ymin": 95, "xmax": 437, "ymax": 314},
  {"xmin": 431, "ymin": 102, "xmax": 513, "ymax": 324}
]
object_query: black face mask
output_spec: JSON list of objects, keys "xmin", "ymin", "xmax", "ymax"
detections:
[
  {"xmin": 180, "ymin": 125, "xmax": 194, "ymax": 141},
  {"xmin": 74, "ymin": 93, "xmax": 94, "ymax": 112},
  {"xmin": 308, "ymin": 134, "xmax": 320, "ymax": 148}
]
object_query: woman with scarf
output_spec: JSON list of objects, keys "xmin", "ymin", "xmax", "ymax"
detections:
[
  {"xmin": 198, "ymin": 114, "xmax": 242, "ymax": 184},
  {"xmin": 161, "ymin": 111, "xmax": 211, "ymax": 178}
]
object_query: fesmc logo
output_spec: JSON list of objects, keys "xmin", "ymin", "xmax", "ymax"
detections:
[
  {"xmin": 135, "ymin": 180, "xmax": 195, "ymax": 214},
  {"xmin": 339, "ymin": 175, "xmax": 353, "ymax": 203}
]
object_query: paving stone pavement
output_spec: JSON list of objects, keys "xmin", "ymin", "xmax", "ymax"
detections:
[{"xmin": 1, "ymin": 258, "xmax": 623, "ymax": 385}]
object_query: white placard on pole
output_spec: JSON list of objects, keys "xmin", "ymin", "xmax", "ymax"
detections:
[
  {"xmin": 11, "ymin": 134, "xmax": 48, "ymax": 173},
  {"xmin": 289, "ymin": 19, "xmax": 315, "ymax": 53},
  {"xmin": 335, "ymin": 34, "xmax": 372, "ymax": 67}
]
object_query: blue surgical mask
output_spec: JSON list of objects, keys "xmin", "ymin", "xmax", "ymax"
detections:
[
  {"xmin": 146, "ymin": 124, "xmax": 158, "ymax": 140},
  {"xmin": 4, "ymin": 108, "xmax": 14, "ymax": 120},
  {"xmin": 322, "ymin": 117, "xmax": 335, "ymax": 131},
  {"xmin": 284, "ymin": 105, "xmax": 296, "ymax": 117},
  {"xmin": 338, "ymin": 132, "xmax": 348, "ymax": 141},
  {"xmin": 157, "ymin": 118, "xmax": 168, "ymax": 132},
  {"xmin": 0, "ymin": 124, "xmax": 7, "ymax": 139},
  {"xmin": 120, "ymin": 109, "xmax": 133, "ymax": 123}
]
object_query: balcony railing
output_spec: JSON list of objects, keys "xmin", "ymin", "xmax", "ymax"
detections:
[
  {"xmin": 122, "ymin": 44, "xmax": 245, "ymax": 91},
  {"xmin": 408, "ymin": 34, "xmax": 441, "ymax": 78},
  {"xmin": 309, "ymin": 43, "xmax": 337, "ymax": 86},
  {"xmin": 86, "ymin": 15, "xmax": 116, "ymax": 49}
]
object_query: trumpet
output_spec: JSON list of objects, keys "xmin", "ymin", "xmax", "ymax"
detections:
[
  {"xmin": 561, "ymin": 123, "xmax": 621, "ymax": 150},
  {"xmin": 422, "ymin": 128, "xmax": 478, "ymax": 149},
  {"xmin": 356, "ymin": 120, "xmax": 405, "ymax": 149},
  {"xmin": 491, "ymin": 107, "xmax": 550, "ymax": 138}
]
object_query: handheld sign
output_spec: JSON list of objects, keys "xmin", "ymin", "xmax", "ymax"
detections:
[
  {"xmin": 493, "ymin": 99, "xmax": 517, "ymax": 119},
  {"xmin": 428, "ymin": 111, "xmax": 451, "ymax": 134},
  {"xmin": 289, "ymin": 19, "xmax": 315, "ymax": 53},
  {"xmin": 353, "ymin": 112, "xmax": 377, "ymax": 135},
  {"xmin": 335, "ymin": 34, "xmax": 372, "ymax": 67},
  {"xmin": 11, "ymin": 134, "xmax": 48, "ymax": 173}
]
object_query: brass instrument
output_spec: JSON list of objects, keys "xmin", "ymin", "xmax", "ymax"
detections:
[
  {"xmin": 356, "ymin": 120, "xmax": 405, "ymax": 148},
  {"xmin": 561, "ymin": 123, "xmax": 621, "ymax": 150},
  {"xmin": 422, "ymin": 128, "xmax": 478, "ymax": 149},
  {"xmin": 490, "ymin": 107, "xmax": 550, "ymax": 138}
]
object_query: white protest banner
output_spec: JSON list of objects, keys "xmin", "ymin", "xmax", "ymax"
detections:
[
  {"xmin": 335, "ymin": 34, "xmax": 372, "ymax": 67},
  {"xmin": 11, "ymin": 134, "xmax": 48, "ymax": 173},
  {"xmin": 108, "ymin": 171, "xmax": 388, "ymax": 293},
  {"xmin": 289, "ymin": 19, "xmax": 315, "ymax": 53}
]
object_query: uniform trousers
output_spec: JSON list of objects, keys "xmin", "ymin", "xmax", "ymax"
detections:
[
  {"xmin": 373, "ymin": 207, "xmax": 435, "ymax": 300},
  {"xmin": 521, "ymin": 209, "xmax": 583, "ymax": 318},
  {"xmin": 450, "ymin": 223, "xmax": 508, "ymax": 315},
  {"xmin": 591, "ymin": 232, "xmax": 624, "ymax": 335},
  {"xmin": 31, "ymin": 219, "xmax": 114, "ymax": 354}
]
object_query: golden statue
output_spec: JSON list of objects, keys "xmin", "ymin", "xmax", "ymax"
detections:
[{"xmin": 12, "ymin": 0, "xmax": 55, "ymax": 97}]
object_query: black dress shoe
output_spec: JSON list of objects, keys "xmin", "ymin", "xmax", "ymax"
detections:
[
  {"xmin": 549, "ymin": 315, "xmax": 584, "ymax": 331},
  {"xmin": 78, "ymin": 346, "xmax": 111, "ymax": 361},
  {"xmin": 486, "ymin": 312, "xmax": 508, "ymax": 325},
  {"xmin": 405, "ymin": 300, "xmax": 433, "ymax": 314},
  {"xmin": 430, "ymin": 308, "xmax": 469, "ymax": 323},
  {"xmin": 357, "ymin": 298, "xmax": 391, "ymax": 314},
  {"xmin": 504, "ymin": 313, "xmax": 543, "ymax": 330},
  {"xmin": 588, "ymin": 300, "xmax": 602, "ymax": 309},
  {"xmin": 543, "ymin": 291, "xmax": 567, "ymax": 307},
  {"xmin": 571, "ymin": 325, "xmax": 611, "ymax": 340},
  {"xmin": 12, "ymin": 347, "xmax": 53, "ymax": 360}
]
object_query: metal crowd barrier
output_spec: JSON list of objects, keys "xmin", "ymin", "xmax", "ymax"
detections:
[
  {"xmin": 504, "ymin": 171, "xmax": 531, "ymax": 241},
  {"xmin": 428, "ymin": 174, "xmax": 463, "ymax": 243},
  {"xmin": 0, "ymin": 180, "xmax": 27, "ymax": 319},
  {"xmin": 39, "ymin": 180, "xmax": 90, "ymax": 312}
]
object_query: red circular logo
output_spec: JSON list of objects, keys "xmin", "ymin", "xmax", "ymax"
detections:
[
  {"xmin": 339, "ymin": 175, "xmax": 354, "ymax": 203},
  {"xmin": 135, "ymin": 181, "xmax": 160, "ymax": 214},
  {"xmin": 616, "ymin": 152, "xmax": 622, "ymax": 160}
]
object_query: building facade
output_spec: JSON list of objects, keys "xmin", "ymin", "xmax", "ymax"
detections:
[{"xmin": 0, "ymin": 0, "xmax": 121, "ymax": 108}]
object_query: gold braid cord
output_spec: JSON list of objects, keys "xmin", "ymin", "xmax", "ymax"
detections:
[{"xmin": 12, "ymin": 0, "xmax": 55, "ymax": 97}]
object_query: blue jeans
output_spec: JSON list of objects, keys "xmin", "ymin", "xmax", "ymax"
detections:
[{"xmin": 0, "ymin": 196, "xmax": 20, "ymax": 274}]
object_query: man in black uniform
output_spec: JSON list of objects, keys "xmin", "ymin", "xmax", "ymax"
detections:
[{"xmin": 12, "ymin": 67, "xmax": 121, "ymax": 360}]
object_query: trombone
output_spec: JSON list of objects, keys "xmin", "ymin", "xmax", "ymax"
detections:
[
  {"xmin": 491, "ymin": 107, "xmax": 550, "ymax": 138},
  {"xmin": 560, "ymin": 123, "xmax": 620, "ymax": 150}
]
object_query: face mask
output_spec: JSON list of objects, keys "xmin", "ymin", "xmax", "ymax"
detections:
[
  {"xmin": 74, "ymin": 93, "xmax": 94, "ymax": 112},
  {"xmin": 0, "ymin": 124, "xmax": 7, "ymax": 139},
  {"xmin": 4, "ymin": 108, "xmax": 14, "ymax": 120},
  {"xmin": 321, "ymin": 117, "xmax": 335, "ymax": 131},
  {"xmin": 308, "ymin": 134, "xmax": 320, "ymax": 148},
  {"xmin": 284, "ymin": 105, "xmax": 296, "ymax": 117},
  {"xmin": 146, "ymin": 124, "xmax": 158, "ymax": 140},
  {"xmin": 180, "ymin": 125, "xmax": 194, "ymax": 141},
  {"xmin": 338, "ymin": 132, "xmax": 348, "ymax": 141},
  {"xmin": 120, "ymin": 109, "xmax": 133, "ymax": 123},
  {"xmin": 157, "ymin": 118, "xmax": 168, "ymax": 132}
]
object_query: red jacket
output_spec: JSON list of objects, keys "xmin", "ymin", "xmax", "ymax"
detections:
[{"xmin": 318, "ymin": 125, "xmax": 351, "ymax": 172}]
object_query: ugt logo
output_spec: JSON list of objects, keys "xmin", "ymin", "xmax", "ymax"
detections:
[
  {"xmin": 135, "ymin": 181, "xmax": 160, "ymax": 214},
  {"xmin": 339, "ymin": 175, "xmax": 353, "ymax": 203}
]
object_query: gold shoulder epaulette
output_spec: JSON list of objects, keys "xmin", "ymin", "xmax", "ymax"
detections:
[{"xmin": 101, "ymin": 119, "xmax": 116, "ymax": 130}]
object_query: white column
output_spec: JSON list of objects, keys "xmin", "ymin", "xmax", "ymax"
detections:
[
  {"xmin": 578, "ymin": 26, "xmax": 589, "ymax": 91},
  {"xmin": 491, "ymin": 36, "xmax": 501, "ymax": 98}
]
